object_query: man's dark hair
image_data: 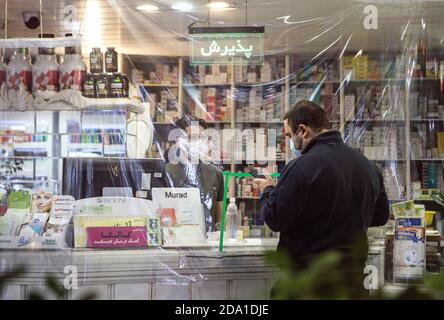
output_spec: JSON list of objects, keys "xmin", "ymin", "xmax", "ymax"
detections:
[
  {"xmin": 283, "ymin": 100, "xmax": 330, "ymax": 133},
  {"xmin": 174, "ymin": 116, "xmax": 208, "ymax": 131}
]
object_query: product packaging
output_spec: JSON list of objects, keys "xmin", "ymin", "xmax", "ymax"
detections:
[
  {"xmin": 90, "ymin": 47, "xmax": 103, "ymax": 74},
  {"xmin": 105, "ymin": 47, "xmax": 118, "ymax": 73},
  {"xmin": 6, "ymin": 48, "xmax": 32, "ymax": 92},
  {"xmin": 59, "ymin": 33, "xmax": 87, "ymax": 91},
  {"xmin": 33, "ymin": 33, "xmax": 60, "ymax": 95}
]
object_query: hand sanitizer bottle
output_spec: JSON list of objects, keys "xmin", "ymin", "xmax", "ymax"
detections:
[{"xmin": 226, "ymin": 197, "xmax": 238, "ymax": 240}]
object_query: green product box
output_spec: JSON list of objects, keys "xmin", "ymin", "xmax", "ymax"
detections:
[{"xmin": 8, "ymin": 191, "xmax": 31, "ymax": 209}]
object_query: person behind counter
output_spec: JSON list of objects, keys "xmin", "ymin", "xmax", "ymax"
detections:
[
  {"xmin": 253, "ymin": 100, "xmax": 390, "ymax": 297},
  {"xmin": 166, "ymin": 117, "xmax": 224, "ymax": 233}
]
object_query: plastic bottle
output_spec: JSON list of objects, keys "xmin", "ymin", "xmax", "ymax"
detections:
[
  {"xmin": 59, "ymin": 33, "xmax": 87, "ymax": 91},
  {"xmin": 82, "ymin": 73, "xmax": 96, "ymax": 98},
  {"xmin": 6, "ymin": 48, "xmax": 32, "ymax": 92},
  {"xmin": 105, "ymin": 47, "xmax": 118, "ymax": 73},
  {"xmin": 110, "ymin": 72, "xmax": 124, "ymax": 98},
  {"xmin": 33, "ymin": 33, "xmax": 60, "ymax": 94},
  {"xmin": 122, "ymin": 74, "xmax": 129, "ymax": 97},
  {"xmin": 95, "ymin": 73, "xmax": 110, "ymax": 98},
  {"xmin": 90, "ymin": 48, "xmax": 103, "ymax": 74},
  {"xmin": 226, "ymin": 197, "xmax": 238, "ymax": 240}
]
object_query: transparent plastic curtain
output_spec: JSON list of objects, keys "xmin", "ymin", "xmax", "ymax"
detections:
[{"xmin": 0, "ymin": 0, "xmax": 443, "ymax": 299}]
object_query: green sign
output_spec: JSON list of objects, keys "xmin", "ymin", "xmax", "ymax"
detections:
[{"xmin": 190, "ymin": 33, "xmax": 264, "ymax": 65}]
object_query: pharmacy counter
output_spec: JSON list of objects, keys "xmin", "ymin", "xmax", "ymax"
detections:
[{"xmin": 0, "ymin": 238, "xmax": 279, "ymax": 300}]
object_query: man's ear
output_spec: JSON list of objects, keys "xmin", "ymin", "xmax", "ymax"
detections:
[{"xmin": 300, "ymin": 124, "xmax": 310, "ymax": 139}]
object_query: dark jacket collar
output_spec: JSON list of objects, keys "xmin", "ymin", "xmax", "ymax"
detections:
[{"xmin": 302, "ymin": 130, "xmax": 343, "ymax": 154}]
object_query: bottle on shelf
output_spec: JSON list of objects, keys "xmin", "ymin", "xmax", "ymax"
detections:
[
  {"xmin": 82, "ymin": 73, "xmax": 96, "ymax": 98},
  {"xmin": 109, "ymin": 72, "xmax": 124, "ymax": 98},
  {"xmin": 90, "ymin": 47, "xmax": 104, "ymax": 74},
  {"xmin": 33, "ymin": 33, "xmax": 60, "ymax": 95},
  {"xmin": 226, "ymin": 197, "xmax": 238, "ymax": 240},
  {"xmin": 105, "ymin": 47, "xmax": 118, "ymax": 73},
  {"xmin": 95, "ymin": 73, "xmax": 110, "ymax": 98},
  {"xmin": 59, "ymin": 33, "xmax": 87, "ymax": 91},
  {"xmin": 122, "ymin": 74, "xmax": 129, "ymax": 98},
  {"xmin": 6, "ymin": 47, "xmax": 32, "ymax": 93}
]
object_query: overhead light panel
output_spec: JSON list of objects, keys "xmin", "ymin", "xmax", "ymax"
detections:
[
  {"xmin": 206, "ymin": 1, "xmax": 230, "ymax": 10},
  {"xmin": 136, "ymin": 4, "xmax": 160, "ymax": 12},
  {"xmin": 171, "ymin": 2, "xmax": 193, "ymax": 11}
]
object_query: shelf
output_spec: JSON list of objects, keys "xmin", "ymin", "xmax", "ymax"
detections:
[
  {"xmin": 1, "ymin": 88, "xmax": 144, "ymax": 114},
  {"xmin": 183, "ymin": 81, "xmax": 286, "ymax": 87},
  {"xmin": 143, "ymin": 83, "xmax": 179, "ymax": 87},
  {"xmin": 68, "ymin": 143, "xmax": 103, "ymax": 149},
  {"xmin": 12, "ymin": 142, "xmax": 50, "ymax": 148},
  {"xmin": 0, "ymin": 178, "xmax": 60, "ymax": 184},
  {"xmin": 346, "ymin": 119, "xmax": 405, "ymax": 122},
  {"xmin": 0, "ymin": 156, "xmax": 61, "ymax": 160},
  {"xmin": 411, "ymin": 118, "xmax": 444, "ymax": 122},
  {"xmin": 83, "ymin": 98, "xmax": 144, "ymax": 114},
  {"xmin": 345, "ymin": 78, "xmax": 403, "ymax": 83},
  {"xmin": 206, "ymin": 121, "xmax": 231, "ymax": 124},
  {"xmin": 104, "ymin": 145, "xmax": 126, "ymax": 154},
  {"xmin": 409, "ymin": 78, "xmax": 440, "ymax": 81},
  {"xmin": 342, "ymin": 78, "xmax": 438, "ymax": 84},
  {"xmin": 290, "ymin": 80, "xmax": 340, "ymax": 85},
  {"xmin": 0, "ymin": 36, "xmax": 81, "ymax": 49},
  {"xmin": 184, "ymin": 83, "xmax": 231, "ymax": 87},
  {"xmin": 411, "ymin": 158, "xmax": 444, "ymax": 161},
  {"xmin": 235, "ymin": 81, "xmax": 286, "ymax": 86}
]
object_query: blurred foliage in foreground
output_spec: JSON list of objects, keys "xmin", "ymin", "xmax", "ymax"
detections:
[
  {"xmin": 0, "ymin": 266, "xmax": 97, "ymax": 300},
  {"xmin": 266, "ymin": 250, "xmax": 444, "ymax": 300}
]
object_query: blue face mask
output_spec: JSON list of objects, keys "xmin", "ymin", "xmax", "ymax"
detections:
[{"xmin": 289, "ymin": 138, "xmax": 302, "ymax": 158}]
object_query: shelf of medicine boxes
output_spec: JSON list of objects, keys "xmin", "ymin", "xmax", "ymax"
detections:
[
  {"xmin": 149, "ymin": 55, "xmax": 434, "ymax": 201},
  {"xmin": 144, "ymin": 87, "xmax": 181, "ymax": 124}
]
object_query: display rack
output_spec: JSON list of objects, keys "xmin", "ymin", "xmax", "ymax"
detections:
[{"xmin": 0, "ymin": 93, "xmax": 146, "ymax": 195}]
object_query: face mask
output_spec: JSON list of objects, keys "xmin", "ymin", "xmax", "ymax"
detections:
[
  {"xmin": 188, "ymin": 139, "xmax": 201, "ymax": 163},
  {"xmin": 198, "ymin": 141, "xmax": 210, "ymax": 160},
  {"xmin": 289, "ymin": 138, "xmax": 302, "ymax": 158}
]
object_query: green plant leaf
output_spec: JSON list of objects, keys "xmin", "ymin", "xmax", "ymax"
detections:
[
  {"xmin": 45, "ymin": 275, "xmax": 67, "ymax": 299},
  {"xmin": 77, "ymin": 292, "xmax": 98, "ymax": 300},
  {"xmin": 27, "ymin": 292, "xmax": 45, "ymax": 300}
]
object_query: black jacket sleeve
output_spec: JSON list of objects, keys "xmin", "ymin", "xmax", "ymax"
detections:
[
  {"xmin": 371, "ymin": 166, "xmax": 390, "ymax": 227},
  {"xmin": 260, "ymin": 164, "xmax": 307, "ymax": 233}
]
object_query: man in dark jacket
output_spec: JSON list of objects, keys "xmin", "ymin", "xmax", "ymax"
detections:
[{"xmin": 254, "ymin": 100, "xmax": 390, "ymax": 296}]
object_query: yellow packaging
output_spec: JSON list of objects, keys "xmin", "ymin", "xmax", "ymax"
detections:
[
  {"xmin": 240, "ymin": 225, "xmax": 250, "ymax": 238},
  {"xmin": 437, "ymin": 132, "xmax": 444, "ymax": 155}
]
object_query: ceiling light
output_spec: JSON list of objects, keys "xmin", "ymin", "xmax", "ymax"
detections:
[
  {"xmin": 207, "ymin": 1, "xmax": 230, "ymax": 10},
  {"xmin": 171, "ymin": 2, "xmax": 193, "ymax": 11},
  {"xmin": 136, "ymin": 4, "xmax": 159, "ymax": 12}
]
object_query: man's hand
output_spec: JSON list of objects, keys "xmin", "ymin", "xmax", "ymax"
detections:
[{"xmin": 253, "ymin": 168, "xmax": 276, "ymax": 193}]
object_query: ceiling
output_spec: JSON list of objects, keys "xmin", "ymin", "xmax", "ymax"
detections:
[{"xmin": 0, "ymin": 0, "xmax": 444, "ymax": 58}]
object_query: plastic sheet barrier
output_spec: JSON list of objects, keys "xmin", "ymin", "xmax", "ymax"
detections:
[{"xmin": 1, "ymin": 0, "xmax": 444, "ymax": 300}]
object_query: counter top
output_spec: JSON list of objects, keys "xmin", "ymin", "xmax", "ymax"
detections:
[{"xmin": 0, "ymin": 238, "xmax": 280, "ymax": 286}]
